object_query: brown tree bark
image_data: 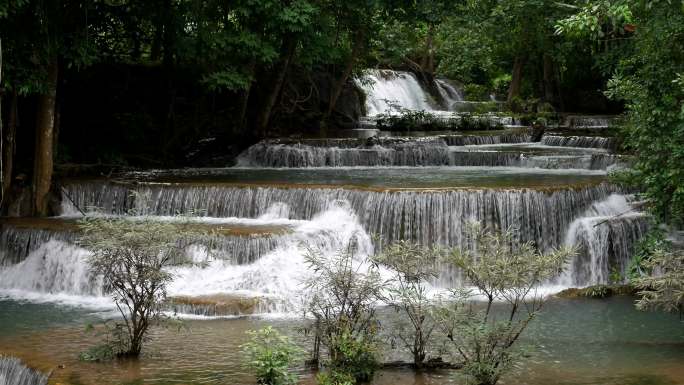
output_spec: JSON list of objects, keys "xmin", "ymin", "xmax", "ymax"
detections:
[
  {"xmin": 236, "ymin": 58, "xmax": 256, "ymax": 134},
  {"xmin": 322, "ymin": 28, "xmax": 366, "ymax": 125},
  {"xmin": 507, "ymin": 55, "xmax": 526, "ymax": 105},
  {"xmin": 420, "ymin": 24, "xmax": 435, "ymax": 75},
  {"xmin": 3, "ymin": 89, "xmax": 17, "ymax": 199},
  {"xmin": 255, "ymin": 35, "xmax": 297, "ymax": 136},
  {"xmin": 32, "ymin": 59, "xmax": 58, "ymax": 216},
  {"xmin": 543, "ymin": 54, "xmax": 556, "ymax": 105}
]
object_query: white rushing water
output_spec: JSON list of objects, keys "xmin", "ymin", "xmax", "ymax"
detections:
[
  {"xmin": 0, "ymin": 190, "xmax": 648, "ymax": 315},
  {"xmin": 0, "ymin": 356, "xmax": 48, "ymax": 385},
  {"xmin": 560, "ymin": 194, "xmax": 648, "ymax": 286},
  {"xmin": 356, "ymin": 69, "xmax": 437, "ymax": 116},
  {"xmin": 0, "ymin": 203, "xmax": 374, "ymax": 314}
]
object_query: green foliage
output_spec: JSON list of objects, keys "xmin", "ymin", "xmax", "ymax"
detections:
[
  {"xmin": 462, "ymin": 84, "xmax": 490, "ymax": 102},
  {"xmin": 586, "ymin": 284, "xmax": 611, "ymax": 298},
  {"xmin": 316, "ymin": 370, "xmax": 355, "ymax": 385},
  {"xmin": 78, "ymin": 321, "xmax": 130, "ymax": 362},
  {"xmin": 554, "ymin": 1, "xmax": 633, "ymax": 41},
  {"xmin": 78, "ymin": 215, "xmax": 210, "ymax": 357},
  {"xmin": 628, "ymin": 228, "xmax": 669, "ymax": 279},
  {"xmin": 634, "ymin": 248, "xmax": 684, "ymax": 315},
  {"xmin": 303, "ymin": 240, "xmax": 381, "ymax": 383},
  {"xmin": 374, "ymin": 241, "xmax": 439, "ymax": 367},
  {"xmin": 375, "ymin": 109, "xmax": 440, "ymax": 132},
  {"xmin": 491, "ymin": 74, "xmax": 512, "ymax": 100},
  {"xmin": 435, "ymin": 222, "xmax": 576, "ymax": 385},
  {"xmin": 79, "ymin": 344, "xmax": 115, "ymax": 362},
  {"xmin": 557, "ymin": 0, "xmax": 684, "ymax": 226},
  {"xmin": 375, "ymin": 106, "xmax": 504, "ymax": 132},
  {"xmin": 241, "ymin": 327, "xmax": 302, "ymax": 385},
  {"xmin": 327, "ymin": 332, "xmax": 378, "ymax": 383}
]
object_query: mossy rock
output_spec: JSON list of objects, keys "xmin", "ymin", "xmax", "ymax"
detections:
[
  {"xmin": 167, "ymin": 294, "xmax": 267, "ymax": 316},
  {"xmin": 556, "ymin": 284, "xmax": 637, "ymax": 299}
]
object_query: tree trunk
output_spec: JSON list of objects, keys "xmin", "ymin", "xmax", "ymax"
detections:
[
  {"xmin": 322, "ymin": 28, "xmax": 366, "ymax": 125},
  {"xmin": 255, "ymin": 35, "xmax": 297, "ymax": 137},
  {"xmin": 507, "ymin": 55, "xmax": 526, "ymax": 105},
  {"xmin": 543, "ymin": 54, "xmax": 555, "ymax": 105},
  {"xmin": 236, "ymin": 58, "xmax": 256, "ymax": 134},
  {"xmin": 420, "ymin": 24, "xmax": 435, "ymax": 75},
  {"xmin": 32, "ymin": 59, "xmax": 58, "ymax": 217},
  {"xmin": 2, "ymin": 90, "xmax": 16, "ymax": 201}
]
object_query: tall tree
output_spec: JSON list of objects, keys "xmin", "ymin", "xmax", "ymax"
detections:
[{"xmin": 557, "ymin": 0, "xmax": 683, "ymax": 226}]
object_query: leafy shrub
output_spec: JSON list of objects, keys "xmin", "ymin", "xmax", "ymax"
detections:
[
  {"xmin": 586, "ymin": 285, "xmax": 611, "ymax": 298},
  {"xmin": 627, "ymin": 228, "xmax": 669, "ymax": 279},
  {"xmin": 463, "ymin": 83, "xmax": 490, "ymax": 101},
  {"xmin": 635, "ymin": 248, "xmax": 684, "ymax": 314},
  {"xmin": 242, "ymin": 327, "xmax": 302, "ymax": 385},
  {"xmin": 375, "ymin": 109, "xmax": 440, "ymax": 131},
  {"xmin": 491, "ymin": 74, "xmax": 511, "ymax": 100},
  {"xmin": 328, "ymin": 332, "xmax": 378, "ymax": 383},
  {"xmin": 79, "ymin": 321, "xmax": 130, "ymax": 362},
  {"xmin": 316, "ymin": 370, "xmax": 355, "ymax": 385},
  {"xmin": 457, "ymin": 115, "xmax": 504, "ymax": 131},
  {"xmin": 79, "ymin": 344, "xmax": 115, "ymax": 362},
  {"xmin": 435, "ymin": 222, "xmax": 576, "ymax": 385}
]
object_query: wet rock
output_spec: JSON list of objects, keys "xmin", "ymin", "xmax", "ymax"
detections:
[
  {"xmin": 555, "ymin": 284, "xmax": 637, "ymax": 299},
  {"xmin": 167, "ymin": 294, "xmax": 271, "ymax": 317}
]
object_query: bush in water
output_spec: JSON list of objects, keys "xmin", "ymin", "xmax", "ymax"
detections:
[
  {"xmin": 303, "ymin": 239, "xmax": 382, "ymax": 383},
  {"xmin": 433, "ymin": 222, "xmax": 576, "ymax": 385},
  {"xmin": 326, "ymin": 331, "xmax": 378, "ymax": 383},
  {"xmin": 241, "ymin": 326, "xmax": 302, "ymax": 385},
  {"xmin": 78, "ymin": 213, "xmax": 211, "ymax": 357},
  {"xmin": 316, "ymin": 370, "xmax": 355, "ymax": 385},
  {"xmin": 635, "ymin": 247, "xmax": 684, "ymax": 315},
  {"xmin": 374, "ymin": 241, "xmax": 440, "ymax": 368}
]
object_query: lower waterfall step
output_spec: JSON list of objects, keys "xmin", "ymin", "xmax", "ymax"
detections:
[
  {"xmin": 61, "ymin": 178, "xmax": 620, "ymax": 250},
  {"xmin": 0, "ymin": 217, "xmax": 291, "ymax": 266},
  {"xmin": 167, "ymin": 294, "xmax": 278, "ymax": 317}
]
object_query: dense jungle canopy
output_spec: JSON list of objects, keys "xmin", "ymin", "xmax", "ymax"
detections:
[{"xmin": 0, "ymin": 0, "xmax": 681, "ymax": 223}]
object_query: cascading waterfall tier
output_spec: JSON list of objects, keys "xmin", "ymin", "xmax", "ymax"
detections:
[
  {"xmin": 237, "ymin": 136, "xmax": 620, "ymax": 169},
  {"xmin": 61, "ymin": 180, "xmax": 621, "ymax": 252},
  {"xmin": 562, "ymin": 194, "xmax": 649, "ymax": 286},
  {"xmin": 355, "ymin": 69, "xmax": 438, "ymax": 115},
  {"xmin": 0, "ymin": 203, "xmax": 375, "ymax": 313},
  {"xmin": 0, "ymin": 356, "xmax": 48, "ymax": 385},
  {"xmin": 541, "ymin": 135, "xmax": 617, "ymax": 150},
  {"xmin": 448, "ymin": 151, "xmax": 620, "ymax": 170},
  {"xmin": 442, "ymin": 133, "xmax": 531, "ymax": 146},
  {"xmin": 0, "ymin": 218, "xmax": 289, "ymax": 267},
  {"xmin": 564, "ymin": 115, "xmax": 614, "ymax": 129},
  {"xmin": 238, "ymin": 137, "xmax": 451, "ymax": 167}
]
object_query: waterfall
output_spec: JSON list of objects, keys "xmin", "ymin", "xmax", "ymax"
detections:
[
  {"xmin": 0, "ymin": 204, "xmax": 375, "ymax": 313},
  {"xmin": 448, "ymin": 152, "xmax": 620, "ymax": 170},
  {"xmin": 565, "ymin": 115, "xmax": 614, "ymax": 128},
  {"xmin": 541, "ymin": 135, "xmax": 617, "ymax": 150},
  {"xmin": 237, "ymin": 139, "xmax": 451, "ymax": 167},
  {"xmin": 561, "ymin": 194, "xmax": 649, "ymax": 286},
  {"xmin": 60, "ymin": 181, "xmax": 621, "ymax": 252},
  {"xmin": 0, "ymin": 240, "xmax": 104, "ymax": 298},
  {"xmin": 356, "ymin": 69, "xmax": 437, "ymax": 115},
  {"xmin": 442, "ymin": 133, "xmax": 531, "ymax": 146},
  {"xmin": 0, "ymin": 226, "xmax": 75, "ymax": 266},
  {"xmin": 237, "ymin": 136, "xmax": 619, "ymax": 169},
  {"xmin": 435, "ymin": 79, "xmax": 463, "ymax": 110},
  {"xmin": 0, "ymin": 185, "xmax": 647, "ymax": 313},
  {"xmin": 0, "ymin": 356, "xmax": 48, "ymax": 385}
]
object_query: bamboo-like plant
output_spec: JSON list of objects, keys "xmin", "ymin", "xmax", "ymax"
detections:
[
  {"xmin": 435, "ymin": 222, "xmax": 576, "ymax": 385},
  {"xmin": 78, "ymin": 215, "xmax": 211, "ymax": 357}
]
